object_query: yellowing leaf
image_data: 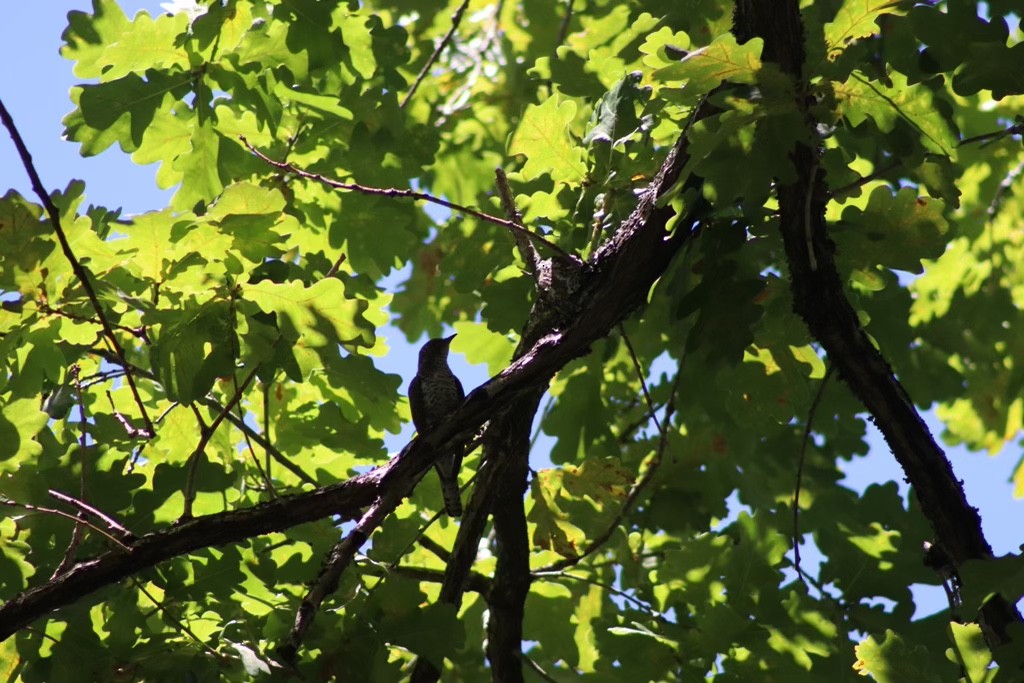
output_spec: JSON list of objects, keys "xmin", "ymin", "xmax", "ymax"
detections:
[{"xmin": 825, "ymin": 0, "xmax": 905, "ymax": 59}]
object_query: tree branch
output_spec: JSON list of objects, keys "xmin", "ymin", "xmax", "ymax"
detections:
[
  {"xmin": 0, "ymin": 98, "xmax": 155, "ymax": 437},
  {"xmin": 240, "ymin": 136, "xmax": 579, "ymax": 265},
  {"xmin": 400, "ymin": 0, "xmax": 471, "ymax": 109},
  {"xmin": 485, "ymin": 391, "xmax": 541, "ymax": 683},
  {"xmin": 278, "ymin": 480, "xmax": 405, "ymax": 663},
  {"xmin": 732, "ymin": 0, "xmax": 1023, "ymax": 651}
]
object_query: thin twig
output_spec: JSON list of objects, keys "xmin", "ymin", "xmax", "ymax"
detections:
[
  {"xmin": 226, "ymin": 291, "xmax": 276, "ymax": 498},
  {"xmin": 986, "ymin": 157, "xmax": 1024, "ymax": 221},
  {"xmin": 555, "ymin": 0, "xmax": 574, "ymax": 51},
  {"xmin": 0, "ymin": 499, "xmax": 131, "ymax": 551},
  {"xmin": 215, "ymin": 399, "xmax": 317, "ymax": 486},
  {"xmin": 131, "ymin": 578, "xmax": 227, "ymax": 660},
  {"xmin": 53, "ymin": 366, "xmax": 89, "ymax": 577},
  {"xmin": 984, "ymin": 157, "xmax": 1024, "ymax": 293},
  {"xmin": 85, "ymin": 346, "xmax": 314, "ymax": 484},
  {"xmin": 355, "ymin": 557, "xmax": 492, "ymax": 595},
  {"xmin": 792, "ymin": 363, "xmax": 834, "ymax": 587},
  {"xmin": 618, "ymin": 325, "xmax": 661, "ymax": 433},
  {"xmin": 829, "ymin": 161, "xmax": 901, "ymax": 200},
  {"xmin": 37, "ymin": 302, "xmax": 150, "ymax": 342},
  {"xmin": 181, "ymin": 366, "xmax": 260, "ymax": 521},
  {"xmin": 324, "ymin": 252, "xmax": 348, "ymax": 279},
  {"xmin": 240, "ymin": 136, "xmax": 578, "ymax": 264},
  {"xmin": 0, "ymin": 98, "xmax": 155, "ymax": 438},
  {"xmin": 495, "ymin": 167, "xmax": 540, "ymax": 273},
  {"xmin": 105, "ymin": 390, "xmax": 151, "ymax": 439},
  {"xmin": 958, "ymin": 121, "xmax": 1024, "ymax": 147},
  {"xmin": 523, "ymin": 654, "xmax": 560, "ymax": 683},
  {"xmin": 400, "ymin": 0, "xmax": 471, "ymax": 109},
  {"xmin": 533, "ymin": 570, "xmax": 667, "ymax": 621},
  {"xmin": 48, "ymin": 490, "xmax": 136, "ymax": 542}
]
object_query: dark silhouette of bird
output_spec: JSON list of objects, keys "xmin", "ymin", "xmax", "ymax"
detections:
[{"xmin": 409, "ymin": 334, "xmax": 465, "ymax": 516}]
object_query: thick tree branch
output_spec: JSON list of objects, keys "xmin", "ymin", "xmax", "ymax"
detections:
[
  {"xmin": 485, "ymin": 391, "xmax": 540, "ymax": 683},
  {"xmin": 732, "ymin": 0, "xmax": 1022, "ymax": 650},
  {"xmin": 410, "ymin": 108, "xmax": 709, "ymax": 680}
]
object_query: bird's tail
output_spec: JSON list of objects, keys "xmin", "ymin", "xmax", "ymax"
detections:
[{"xmin": 435, "ymin": 461, "xmax": 463, "ymax": 517}]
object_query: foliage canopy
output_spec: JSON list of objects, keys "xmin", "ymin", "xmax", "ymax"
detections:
[{"xmin": 1, "ymin": 0, "xmax": 1023, "ymax": 681}]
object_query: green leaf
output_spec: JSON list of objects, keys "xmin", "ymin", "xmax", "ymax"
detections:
[
  {"xmin": 947, "ymin": 622, "xmax": 996, "ymax": 683},
  {"xmin": 853, "ymin": 630, "xmax": 944, "ymax": 682},
  {"xmin": 509, "ymin": 96, "xmax": 587, "ymax": 187},
  {"xmin": 380, "ymin": 600, "xmax": 465, "ymax": 668},
  {"xmin": 0, "ymin": 399, "xmax": 48, "ymax": 463},
  {"xmin": 833, "ymin": 71, "xmax": 957, "ymax": 156},
  {"xmin": 244, "ymin": 278, "xmax": 374, "ymax": 377},
  {"xmin": 149, "ymin": 299, "xmax": 235, "ymax": 404},
  {"xmin": 652, "ymin": 34, "xmax": 763, "ymax": 100},
  {"xmin": 958, "ymin": 553, "xmax": 1024, "ymax": 616},
  {"xmin": 833, "ymin": 186, "xmax": 949, "ymax": 274},
  {"xmin": 824, "ymin": 0, "xmax": 905, "ymax": 60},
  {"xmin": 583, "ymin": 71, "xmax": 650, "ymax": 147}
]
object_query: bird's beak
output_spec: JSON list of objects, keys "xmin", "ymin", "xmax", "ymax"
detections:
[{"xmin": 443, "ymin": 333, "xmax": 457, "ymax": 345}]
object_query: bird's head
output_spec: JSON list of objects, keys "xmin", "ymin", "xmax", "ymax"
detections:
[{"xmin": 418, "ymin": 333, "xmax": 456, "ymax": 368}]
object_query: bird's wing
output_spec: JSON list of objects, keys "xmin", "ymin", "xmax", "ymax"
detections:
[{"xmin": 408, "ymin": 375, "xmax": 426, "ymax": 432}]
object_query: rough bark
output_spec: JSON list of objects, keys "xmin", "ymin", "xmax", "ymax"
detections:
[{"xmin": 732, "ymin": 0, "xmax": 1022, "ymax": 651}]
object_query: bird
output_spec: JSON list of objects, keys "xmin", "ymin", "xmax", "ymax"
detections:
[{"xmin": 408, "ymin": 334, "xmax": 465, "ymax": 517}]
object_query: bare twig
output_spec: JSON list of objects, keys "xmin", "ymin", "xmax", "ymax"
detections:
[
  {"xmin": 829, "ymin": 161, "xmax": 901, "ymax": 200},
  {"xmin": 983, "ymin": 157, "xmax": 1024, "ymax": 292},
  {"xmin": 105, "ymin": 390, "xmax": 152, "ymax": 439},
  {"xmin": 53, "ymin": 366, "xmax": 89, "ymax": 577},
  {"xmin": 533, "ymin": 569, "xmax": 666, "ymax": 621},
  {"xmin": 131, "ymin": 578, "xmax": 226, "ymax": 660},
  {"xmin": 37, "ymin": 302, "xmax": 150, "ymax": 342},
  {"xmin": 324, "ymin": 252, "xmax": 347, "ymax": 279},
  {"xmin": 212, "ymin": 398, "xmax": 317, "ymax": 487},
  {"xmin": 0, "ymin": 98, "xmax": 155, "ymax": 437},
  {"xmin": 1, "ymin": 499, "xmax": 131, "ymax": 551},
  {"xmin": 555, "ymin": 0, "xmax": 574, "ymax": 51},
  {"xmin": 495, "ymin": 167, "xmax": 540, "ymax": 273},
  {"xmin": 618, "ymin": 324, "xmax": 661, "ymax": 433},
  {"xmin": 355, "ymin": 557, "xmax": 492, "ymax": 595},
  {"xmin": 524, "ymin": 653, "xmax": 560, "ymax": 683},
  {"xmin": 182, "ymin": 366, "xmax": 259, "ymax": 521},
  {"xmin": 48, "ymin": 490, "xmax": 136, "ymax": 542},
  {"xmin": 791, "ymin": 363, "xmax": 833, "ymax": 587},
  {"xmin": 959, "ymin": 120, "xmax": 1024, "ymax": 147},
  {"xmin": 240, "ymin": 136, "xmax": 578, "ymax": 264},
  {"xmin": 400, "ymin": 0, "xmax": 471, "ymax": 109}
]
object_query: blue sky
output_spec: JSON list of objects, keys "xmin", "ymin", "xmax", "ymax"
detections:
[{"xmin": 2, "ymin": 1, "xmax": 1019, "ymax": 620}]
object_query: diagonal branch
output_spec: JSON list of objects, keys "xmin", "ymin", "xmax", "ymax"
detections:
[
  {"xmin": 278, "ymin": 480, "xmax": 406, "ymax": 663},
  {"xmin": 400, "ymin": 0, "xmax": 471, "ymax": 109},
  {"xmin": 0, "ymin": 98, "xmax": 155, "ymax": 438},
  {"xmin": 732, "ymin": 0, "xmax": 1022, "ymax": 651}
]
